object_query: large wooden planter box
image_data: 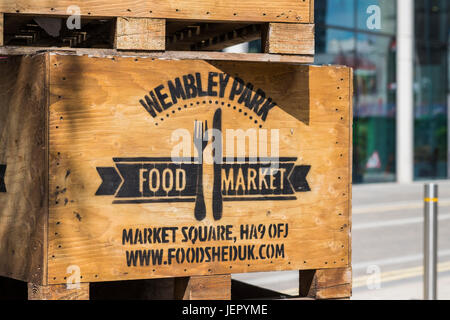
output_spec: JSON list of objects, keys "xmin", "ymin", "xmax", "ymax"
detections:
[{"xmin": 0, "ymin": 53, "xmax": 352, "ymax": 299}]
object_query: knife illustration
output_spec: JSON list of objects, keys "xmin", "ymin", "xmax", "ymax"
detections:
[{"xmin": 212, "ymin": 108, "xmax": 223, "ymax": 220}]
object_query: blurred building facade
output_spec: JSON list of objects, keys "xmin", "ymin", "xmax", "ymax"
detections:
[
  {"xmin": 314, "ymin": 0, "xmax": 449, "ymax": 184},
  {"xmin": 241, "ymin": 0, "xmax": 450, "ymax": 184}
]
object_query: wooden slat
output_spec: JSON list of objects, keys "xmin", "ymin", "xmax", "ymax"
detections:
[
  {"xmin": 0, "ymin": 0, "xmax": 313, "ymax": 23},
  {"xmin": 115, "ymin": 17, "xmax": 165, "ymax": 51},
  {"xmin": 299, "ymin": 267, "xmax": 352, "ymax": 299},
  {"xmin": 175, "ymin": 275, "xmax": 231, "ymax": 300},
  {"xmin": 0, "ymin": 47, "xmax": 314, "ymax": 63},
  {"xmin": 347, "ymin": 68, "xmax": 353, "ymax": 267},
  {"xmin": 299, "ymin": 68, "xmax": 353, "ymax": 302},
  {"xmin": 0, "ymin": 13, "xmax": 3, "ymax": 46},
  {"xmin": 28, "ymin": 283, "xmax": 89, "ymax": 300},
  {"xmin": 310, "ymin": 0, "xmax": 315, "ymax": 23},
  {"xmin": 0, "ymin": 55, "xmax": 48, "ymax": 284},
  {"xmin": 263, "ymin": 23, "xmax": 314, "ymax": 55}
]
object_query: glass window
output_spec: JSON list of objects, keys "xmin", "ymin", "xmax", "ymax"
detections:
[
  {"xmin": 314, "ymin": 0, "xmax": 398, "ymax": 184},
  {"xmin": 356, "ymin": 0, "xmax": 396, "ymax": 35},
  {"xmin": 413, "ymin": 0, "xmax": 449, "ymax": 179},
  {"xmin": 353, "ymin": 33, "xmax": 396, "ymax": 183},
  {"xmin": 316, "ymin": 0, "xmax": 355, "ymax": 28},
  {"xmin": 315, "ymin": 26, "xmax": 355, "ymax": 65}
]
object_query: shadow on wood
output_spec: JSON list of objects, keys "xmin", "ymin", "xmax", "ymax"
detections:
[
  {"xmin": 0, "ymin": 276, "xmax": 27, "ymax": 300},
  {"xmin": 231, "ymin": 279, "xmax": 294, "ymax": 300}
]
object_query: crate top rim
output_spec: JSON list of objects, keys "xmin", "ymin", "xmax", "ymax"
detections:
[
  {"xmin": 0, "ymin": 48, "xmax": 353, "ymax": 71},
  {"xmin": 0, "ymin": 0, "xmax": 314, "ymax": 24},
  {"xmin": 0, "ymin": 47, "xmax": 316, "ymax": 64}
]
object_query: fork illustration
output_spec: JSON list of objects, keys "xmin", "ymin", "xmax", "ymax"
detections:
[{"xmin": 193, "ymin": 120, "xmax": 208, "ymax": 221}]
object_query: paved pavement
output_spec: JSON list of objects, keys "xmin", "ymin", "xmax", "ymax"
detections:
[{"xmin": 232, "ymin": 180, "xmax": 450, "ymax": 300}]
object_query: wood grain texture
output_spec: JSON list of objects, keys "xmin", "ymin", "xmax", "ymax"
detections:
[
  {"xmin": 0, "ymin": 13, "xmax": 3, "ymax": 46},
  {"xmin": 0, "ymin": 47, "xmax": 314, "ymax": 63},
  {"xmin": 115, "ymin": 18, "xmax": 165, "ymax": 51},
  {"xmin": 43, "ymin": 54, "xmax": 351, "ymax": 284},
  {"xmin": 28, "ymin": 282, "xmax": 89, "ymax": 300},
  {"xmin": 347, "ymin": 68, "xmax": 353, "ymax": 266},
  {"xmin": 299, "ymin": 267, "xmax": 352, "ymax": 299},
  {"xmin": 263, "ymin": 23, "xmax": 315, "ymax": 55},
  {"xmin": 0, "ymin": 0, "xmax": 313, "ymax": 23},
  {"xmin": 175, "ymin": 275, "xmax": 231, "ymax": 300},
  {"xmin": 309, "ymin": 0, "xmax": 315, "ymax": 23},
  {"xmin": 0, "ymin": 55, "xmax": 48, "ymax": 284}
]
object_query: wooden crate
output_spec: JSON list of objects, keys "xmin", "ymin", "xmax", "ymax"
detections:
[
  {"xmin": 0, "ymin": 0, "xmax": 314, "ymax": 63},
  {"xmin": 0, "ymin": 52, "xmax": 352, "ymax": 300}
]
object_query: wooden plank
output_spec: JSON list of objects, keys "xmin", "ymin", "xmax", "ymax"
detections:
[
  {"xmin": 310, "ymin": 0, "xmax": 315, "ymax": 23},
  {"xmin": 0, "ymin": 47, "xmax": 314, "ymax": 63},
  {"xmin": 115, "ymin": 17, "xmax": 165, "ymax": 51},
  {"xmin": 0, "ymin": 13, "xmax": 3, "ymax": 46},
  {"xmin": 0, "ymin": 0, "xmax": 313, "ymax": 23},
  {"xmin": 42, "ymin": 54, "xmax": 351, "ymax": 284},
  {"xmin": 299, "ymin": 267, "xmax": 352, "ymax": 299},
  {"xmin": 175, "ymin": 275, "xmax": 231, "ymax": 300},
  {"xmin": 347, "ymin": 68, "xmax": 353, "ymax": 267},
  {"xmin": 263, "ymin": 23, "xmax": 314, "ymax": 55},
  {"xmin": 28, "ymin": 283, "xmax": 89, "ymax": 300},
  {"xmin": 0, "ymin": 55, "xmax": 48, "ymax": 284}
]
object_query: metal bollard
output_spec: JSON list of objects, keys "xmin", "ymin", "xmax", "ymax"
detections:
[{"xmin": 424, "ymin": 183, "xmax": 438, "ymax": 300}]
